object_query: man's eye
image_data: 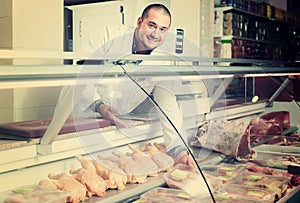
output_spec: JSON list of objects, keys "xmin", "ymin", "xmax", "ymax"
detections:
[
  {"xmin": 148, "ymin": 24, "xmax": 155, "ymax": 29},
  {"xmin": 160, "ymin": 28, "xmax": 168, "ymax": 33}
]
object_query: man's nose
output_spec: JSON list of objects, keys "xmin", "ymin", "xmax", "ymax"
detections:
[{"xmin": 151, "ymin": 28, "xmax": 160, "ymax": 38}]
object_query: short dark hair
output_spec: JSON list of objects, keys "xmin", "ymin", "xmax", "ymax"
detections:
[{"xmin": 141, "ymin": 3, "xmax": 171, "ymax": 25}]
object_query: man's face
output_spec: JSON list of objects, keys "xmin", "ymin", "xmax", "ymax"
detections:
[{"xmin": 135, "ymin": 8, "xmax": 170, "ymax": 51}]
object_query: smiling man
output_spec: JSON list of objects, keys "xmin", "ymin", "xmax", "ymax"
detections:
[
  {"xmin": 133, "ymin": 4, "xmax": 171, "ymax": 54},
  {"xmin": 72, "ymin": 3, "xmax": 195, "ymax": 169}
]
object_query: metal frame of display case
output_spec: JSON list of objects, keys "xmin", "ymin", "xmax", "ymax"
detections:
[{"xmin": 1, "ymin": 51, "xmax": 299, "ymax": 155}]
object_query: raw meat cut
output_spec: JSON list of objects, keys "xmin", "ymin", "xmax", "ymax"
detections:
[
  {"xmin": 246, "ymin": 164, "xmax": 300, "ymax": 188},
  {"xmin": 126, "ymin": 144, "xmax": 160, "ymax": 176},
  {"xmin": 100, "ymin": 152, "xmax": 148, "ymax": 184},
  {"xmin": 140, "ymin": 143, "xmax": 175, "ymax": 171},
  {"xmin": 246, "ymin": 164, "xmax": 292, "ymax": 177},
  {"xmin": 69, "ymin": 168, "xmax": 107, "ymax": 197},
  {"xmin": 73, "ymin": 155, "xmax": 107, "ymax": 197},
  {"xmin": 196, "ymin": 120, "xmax": 254, "ymax": 160},
  {"xmin": 249, "ymin": 111, "xmax": 290, "ymax": 146},
  {"xmin": 75, "ymin": 155, "xmax": 96, "ymax": 171},
  {"xmin": 94, "ymin": 156, "xmax": 127, "ymax": 190},
  {"xmin": 46, "ymin": 173, "xmax": 88, "ymax": 203}
]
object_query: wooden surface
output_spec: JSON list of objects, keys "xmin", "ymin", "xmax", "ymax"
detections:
[{"xmin": 0, "ymin": 118, "xmax": 112, "ymax": 138}]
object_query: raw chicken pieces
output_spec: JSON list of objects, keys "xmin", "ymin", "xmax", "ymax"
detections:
[
  {"xmin": 127, "ymin": 144, "xmax": 160, "ymax": 176},
  {"xmin": 35, "ymin": 142, "xmax": 176, "ymax": 203},
  {"xmin": 71, "ymin": 155, "xmax": 107, "ymax": 197},
  {"xmin": 141, "ymin": 143, "xmax": 175, "ymax": 171},
  {"xmin": 45, "ymin": 173, "xmax": 88, "ymax": 203},
  {"xmin": 70, "ymin": 168, "xmax": 107, "ymax": 197},
  {"xmin": 107, "ymin": 151, "xmax": 148, "ymax": 184},
  {"xmin": 94, "ymin": 156, "xmax": 127, "ymax": 190}
]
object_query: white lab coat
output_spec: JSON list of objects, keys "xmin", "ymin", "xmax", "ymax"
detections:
[{"xmin": 62, "ymin": 25, "xmax": 202, "ymax": 152}]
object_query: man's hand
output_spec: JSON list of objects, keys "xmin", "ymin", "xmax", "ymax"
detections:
[
  {"xmin": 97, "ymin": 104, "xmax": 131, "ymax": 128},
  {"xmin": 175, "ymin": 151, "xmax": 195, "ymax": 169}
]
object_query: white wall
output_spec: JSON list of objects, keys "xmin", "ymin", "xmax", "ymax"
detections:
[{"xmin": 0, "ymin": 0, "xmax": 64, "ymax": 123}]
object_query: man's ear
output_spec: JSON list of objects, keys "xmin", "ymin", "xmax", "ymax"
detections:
[{"xmin": 136, "ymin": 17, "xmax": 142, "ymax": 28}]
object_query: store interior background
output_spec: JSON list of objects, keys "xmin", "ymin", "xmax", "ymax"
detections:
[
  {"xmin": 0, "ymin": 1, "xmax": 300, "ymax": 199},
  {"xmin": 0, "ymin": 0, "xmax": 299, "ymax": 124}
]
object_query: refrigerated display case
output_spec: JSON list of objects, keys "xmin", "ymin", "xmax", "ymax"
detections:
[{"xmin": 0, "ymin": 52, "xmax": 299, "ymax": 202}]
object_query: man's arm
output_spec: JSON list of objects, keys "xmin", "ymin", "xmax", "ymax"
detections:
[
  {"xmin": 70, "ymin": 83, "xmax": 129, "ymax": 128},
  {"xmin": 92, "ymin": 100, "xmax": 131, "ymax": 128},
  {"xmin": 152, "ymin": 85, "xmax": 195, "ymax": 168}
]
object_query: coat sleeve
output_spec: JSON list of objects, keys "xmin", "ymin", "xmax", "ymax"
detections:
[
  {"xmin": 152, "ymin": 84, "xmax": 187, "ymax": 156},
  {"xmin": 72, "ymin": 25, "xmax": 120, "ymax": 117}
]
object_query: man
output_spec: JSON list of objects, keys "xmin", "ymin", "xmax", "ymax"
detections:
[{"xmin": 77, "ymin": 3, "xmax": 195, "ymax": 168}]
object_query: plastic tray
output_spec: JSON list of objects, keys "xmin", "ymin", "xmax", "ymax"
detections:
[
  {"xmin": 201, "ymin": 163, "xmax": 246, "ymax": 183},
  {"xmin": 201, "ymin": 163, "xmax": 246, "ymax": 175},
  {"xmin": 140, "ymin": 187, "xmax": 211, "ymax": 203},
  {"xmin": 231, "ymin": 171, "xmax": 290, "ymax": 200},
  {"xmin": 0, "ymin": 185, "xmax": 68, "ymax": 203},
  {"xmin": 214, "ymin": 184, "xmax": 275, "ymax": 203},
  {"xmin": 163, "ymin": 164, "xmax": 221, "ymax": 197}
]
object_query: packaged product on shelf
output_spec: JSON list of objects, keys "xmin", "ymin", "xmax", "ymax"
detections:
[
  {"xmin": 201, "ymin": 163, "xmax": 246, "ymax": 182},
  {"xmin": 164, "ymin": 164, "xmax": 221, "ymax": 197},
  {"xmin": 0, "ymin": 185, "xmax": 68, "ymax": 203},
  {"xmin": 140, "ymin": 187, "xmax": 211, "ymax": 203},
  {"xmin": 214, "ymin": 183, "xmax": 275, "ymax": 203},
  {"xmin": 231, "ymin": 171, "xmax": 290, "ymax": 200}
]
